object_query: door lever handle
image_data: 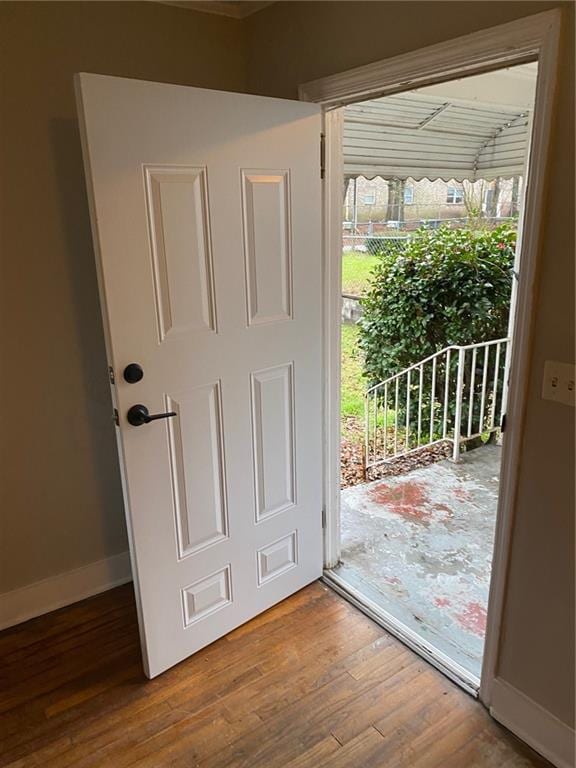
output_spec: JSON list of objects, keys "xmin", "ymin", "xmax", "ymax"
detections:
[{"xmin": 127, "ymin": 404, "xmax": 177, "ymax": 427}]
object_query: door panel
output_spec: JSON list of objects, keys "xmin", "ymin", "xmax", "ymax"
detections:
[
  {"xmin": 144, "ymin": 165, "xmax": 217, "ymax": 340},
  {"xmin": 165, "ymin": 382, "xmax": 228, "ymax": 559},
  {"xmin": 241, "ymin": 169, "xmax": 292, "ymax": 325},
  {"xmin": 251, "ymin": 362, "xmax": 295, "ymax": 521},
  {"xmin": 76, "ymin": 74, "xmax": 322, "ymax": 677}
]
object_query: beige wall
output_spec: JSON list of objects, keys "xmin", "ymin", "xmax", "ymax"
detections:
[
  {"xmin": 246, "ymin": 0, "xmax": 575, "ymax": 729},
  {"xmin": 0, "ymin": 2, "xmax": 246, "ymax": 592}
]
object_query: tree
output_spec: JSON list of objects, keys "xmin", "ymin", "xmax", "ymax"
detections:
[
  {"xmin": 385, "ymin": 179, "xmax": 405, "ymax": 225},
  {"xmin": 462, "ymin": 180, "xmax": 487, "ymax": 229},
  {"xmin": 510, "ymin": 176, "xmax": 521, "ymax": 217},
  {"xmin": 485, "ymin": 177, "xmax": 502, "ymax": 219}
]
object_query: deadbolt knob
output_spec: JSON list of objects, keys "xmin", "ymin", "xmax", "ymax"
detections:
[{"xmin": 124, "ymin": 363, "xmax": 144, "ymax": 383}]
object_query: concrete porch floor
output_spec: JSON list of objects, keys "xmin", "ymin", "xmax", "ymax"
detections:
[{"xmin": 337, "ymin": 444, "xmax": 501, "ymax": 679}]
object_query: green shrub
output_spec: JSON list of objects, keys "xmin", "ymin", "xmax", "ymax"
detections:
[{"xmin": 359, "ymin": 224, "xmax": 516, "ymax": 386}]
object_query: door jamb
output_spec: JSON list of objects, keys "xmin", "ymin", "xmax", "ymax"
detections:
[
  {"xmin": 320, "ymin": 108, "xmax": 344, "ymax": 571},
  {"xmin": 299, "ymin": 8, "xmax": 561, "ymax": 706}
]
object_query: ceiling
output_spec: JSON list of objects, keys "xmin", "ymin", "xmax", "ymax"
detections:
[{"xmin": 343, "ymin": 64, "xmax": 538, "ymax": 182}]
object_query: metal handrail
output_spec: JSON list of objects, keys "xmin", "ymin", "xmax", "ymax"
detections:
[
  {"xmin": 364, "ymin": 338, "xmax": 510, "ymax": 471},
  {"xmin": 365, "ymin": 338, "xmax": 509, "ymax": 394}
]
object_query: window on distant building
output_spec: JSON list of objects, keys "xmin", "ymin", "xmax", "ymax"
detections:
[
  {"xmin": 404, "ymin": 186, "xmax": 414, "ymax": 204},
  {"xmin": 446, "ymin": 186, "xmax": 464, "ymax": 204},
  {"xmin": 363, "ymin": 190, "xmax": 376, "ymax": 205}
]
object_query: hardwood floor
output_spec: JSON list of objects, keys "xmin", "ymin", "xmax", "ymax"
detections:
[{"xmin": 0, "ymin": 582, "xmax": 550, "ymax": 768}]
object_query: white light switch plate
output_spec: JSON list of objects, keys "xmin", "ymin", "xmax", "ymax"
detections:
[{"xmin": 542, "ymin": 360, "xmax": 576, "ymax": 407}]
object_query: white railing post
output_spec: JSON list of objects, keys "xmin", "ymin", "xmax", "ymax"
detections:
[
  {"xmin": 452, "ymin": 347, "xmax": 466, "ymax": 462},
  {"xmin": 499, "ymin": 340, "xmax": 509, "ymax": 426},
  {"xmin": 442, "ymin": 348, "xmax": 451, "ymax": 439},
  {"xmin": 364, "ymin": 392, "xmax": 370, "ymax": 469}
]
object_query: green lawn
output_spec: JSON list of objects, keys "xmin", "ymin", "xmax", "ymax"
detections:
[
  {"xmin": 341, "ymin": 324, "xmax": 365, "ymax": 419},
  {"xmin": 341, "ymin": 323, "xmax": 395, "ymax": 431},
  {"xmin": 341, "ymin": 254, "xmax": 390, "ymax": 437},
  {"xmin": 341, "ymin": 252, "xmax": 378, "ymax": 296}
]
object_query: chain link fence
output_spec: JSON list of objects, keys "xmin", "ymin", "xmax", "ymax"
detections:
[
  {"xmin": 343, "ymin": 234, "xmax": 410, "ymax": 257},
  {"xmin": 343, "ymin": 214, "xmax": 517, "ymax": 256}
]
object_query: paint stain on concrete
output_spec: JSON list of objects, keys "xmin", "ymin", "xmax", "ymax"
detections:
[
  {"xmin": 340, "ymin": 445, "xmax": 502, "ymax": 677},
  {"xmin": 433, "ymin": 503, "xmax": 453, "ymax": 519},
  {"xmin": 455, "ymin": 601, "xmax": 487, "ymax": 636},
  {"xmin": 368, "ymin": 480, "xmax": 431, "ymax": 521}
]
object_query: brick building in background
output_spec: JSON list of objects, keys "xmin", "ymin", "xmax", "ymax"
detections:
[{"xmin": 343, "ymin": 175, "xmax": 522, "ymax": 233}]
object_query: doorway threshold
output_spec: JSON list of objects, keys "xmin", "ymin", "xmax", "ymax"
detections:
[{"xmin": 322, "ymin": 567, "xmax": 480, "ymax": 697}]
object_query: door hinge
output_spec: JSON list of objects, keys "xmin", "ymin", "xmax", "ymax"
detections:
[
  {"xmin": 501, "ymin": 413, "xmax": 507, "ymax": 433},
  {"xmin": 320, "ymin": 133, "xmax": 326, "ymax": 180},
  {"xmin": 321, "ymin": 508, "xmax": 327, "ymax": 529},
  {"xmin": 108, "ymin": 365, "xmax": 115, "ymax": 385},
  {"xmin": 112, "ymin": 408, "xmax": 119, "ymax": 426}
]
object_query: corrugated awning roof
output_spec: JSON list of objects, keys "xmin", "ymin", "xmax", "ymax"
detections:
[{"xmin": 343, "ymin": 92, "xmax": 531, "ymax": 182}]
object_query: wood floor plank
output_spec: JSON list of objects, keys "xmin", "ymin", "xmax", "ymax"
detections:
[
  {"xmin": 330, "ymin": 660, "xmax": 433, "ymax": 744},
  {"xmin": 0, "ymin": 583, "xmax": 552, "ymax": 768},
  {"xmin": 376, "ymin": 692, "xmax": 484, "ymax": 768},
  {"xmin": 316, "ymin": 726, "xmax": 387, "ymax": 768},
  {"xmin": 282, "ymin": 735, "xmax": 341, "ymax": 768},
  {"xmin": 0, "ymin": 586, "xmax": 136, "ymax": 659},
  {"xmin": 223, "ymin": 612, "xmax": 384, "ymax": 724},
  {"xmin": 0, "ymin": 584, "xmax": 330, "ymax": 756},
  {"xmin": 441, "ymin": 724, "xmax": 552, "ymax": 768},
  {"xmin": 3, "ymin": 735, "xmax": 72, "ymax": 768}
]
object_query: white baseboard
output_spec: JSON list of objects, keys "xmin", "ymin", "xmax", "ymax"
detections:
[
  {"xmin": 0, "ymin": 551, "xmax": 132, "ymax": 631},
  {"xmin": 490, "ymin": 678, "xmax": 575, "ymax": 768}
]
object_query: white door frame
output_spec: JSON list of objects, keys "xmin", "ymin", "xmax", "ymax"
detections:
[{"xmin": 299, "ymin": 8, "xmax": 561, "ymax": 707}]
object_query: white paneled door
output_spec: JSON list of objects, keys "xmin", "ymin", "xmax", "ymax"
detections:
[{"xmin": 76, "ymin": 74, "xmax": 323, "ymax": 677}]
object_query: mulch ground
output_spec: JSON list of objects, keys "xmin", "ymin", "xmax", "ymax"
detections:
[{"xmin": 341, "ymin": 416, "xmax": 453, "ymax": 489}]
